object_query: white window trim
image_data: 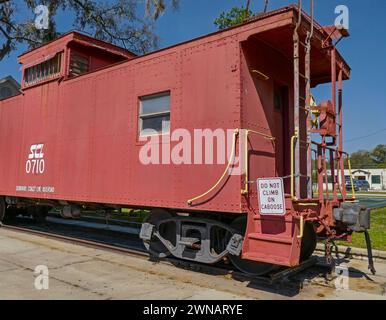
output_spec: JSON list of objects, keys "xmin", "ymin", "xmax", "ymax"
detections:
[{"xmin": 138, "ymin": 91, "xmax": 171, "ymax": 137}]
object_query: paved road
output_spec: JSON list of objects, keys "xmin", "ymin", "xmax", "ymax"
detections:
[
  {"xmin": 0, "ymin": 228, "xmax": 385, "ymax": 300},
  {"xmin": 357, "ymin": 196, "xmax": 386, "ymax": 209}
]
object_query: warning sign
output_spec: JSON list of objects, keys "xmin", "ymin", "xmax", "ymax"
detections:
[{"xmin": 257, "ymin": 178, "xmax": 286, "ymax": 215}]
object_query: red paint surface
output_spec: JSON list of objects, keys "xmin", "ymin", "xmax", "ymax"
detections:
[{"xmin": 0, "ymin": 7, "xmax": 350, "ymax": 266}]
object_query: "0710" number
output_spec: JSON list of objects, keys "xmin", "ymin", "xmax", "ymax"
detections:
[{"xmin": 26, "ymin": 159, "xmax": 45, "ymax": 174}]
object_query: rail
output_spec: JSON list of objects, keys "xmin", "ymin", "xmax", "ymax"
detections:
[
  {"xmin": 290, "ymin": 129, "xmax": 299, "ymax": 200},
  {"xmin": 1, "ymin": 220, "xmax": 321, "ymax": 284},
  {"xmin": 187, "ymin": 125, "xmax": 354, "ymax": 206},
  {"xmin": 297, "ymin": 215, "xmax": 304, "ymax": 239},
  {"xmin": 241, "ymin": 129, "xmax": 276, "ymax": 195},
  {"xmin": 346, "ymin": 154, "xmax": 356, "ymax": 200},
  {"xmin": 289, "ymin": 136, "xmax": 356, "ymax": 203},
  {"xmin": 187, "ymin": 128, "xmax": 275, "ymax": 205},
  {"xmin": 311, "ymin": 141, "xmax": 355, "ymax": 202},
  {"xmin": 187, "ymin": 129, "xmax": 239, "ymax": 206}
]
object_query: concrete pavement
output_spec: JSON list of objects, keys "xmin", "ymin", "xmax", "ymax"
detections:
[{"xmin": 0, "ymin": 228, "xmax": 385, "ymax": 300}]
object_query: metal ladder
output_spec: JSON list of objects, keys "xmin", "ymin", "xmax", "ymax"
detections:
[{"xmin": 293, "ymin": 0, "xmax": 314, "ymax": 199}]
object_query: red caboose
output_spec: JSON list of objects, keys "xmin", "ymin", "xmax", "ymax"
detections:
[{"xmin": 0, "ymin": 5, "xmax": 374, "ymax": 275}]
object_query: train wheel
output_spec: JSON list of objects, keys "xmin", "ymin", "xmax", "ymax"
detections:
[
  {"xmin": 300, "ymin": 222, "xmax": 317, "ymax": 261},
  {"xmin": 0, "ymin": 197, "xmax": 5, "ymax": 222},
  {"xmin": 143, "ymin": 209, "xmax": 175, "ymax": 258},
  {"xmin": 228, "ymin": 216, "xmax": 276, "ymax": 276}
]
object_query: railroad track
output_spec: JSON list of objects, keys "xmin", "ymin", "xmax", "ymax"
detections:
[
  {"xmin": 0, "ymin": 216, "xmax": 240, "ymax": 276},
  {"xmin": 0, "ymin": 215, "xmax": 329, "ymax": 286},
  {"xmin": 1, "ymin": 222, "xmax": 148, "ymax": 257}
]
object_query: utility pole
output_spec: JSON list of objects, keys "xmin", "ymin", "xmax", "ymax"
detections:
[
  {"xmin": 244, "ymin": 0, "xmax": 251, "ymax": 20},
  {"xmin": 264, "ymin": 0, "xmax": 269, "ymax": 13},
  {"xmin": 245, "ymin": 1, "xmax": 269, "ymax": 21}
]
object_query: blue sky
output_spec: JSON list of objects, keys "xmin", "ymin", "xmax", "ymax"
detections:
[{"xmin": 1, "ymin": 0, "xmax": 385, "ymax": 153}]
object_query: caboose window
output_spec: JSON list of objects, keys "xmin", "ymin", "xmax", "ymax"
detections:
[
  {"xmin": 24, "ymin": 53, "xmax": 62, "ymax": 87},
  {"xmin": 139, "ymin": 92, "xmax": 170, "ymax": 136},
  {"xmin": 69, "ymin": 54, "xmax": 90, "ymax": 76}
]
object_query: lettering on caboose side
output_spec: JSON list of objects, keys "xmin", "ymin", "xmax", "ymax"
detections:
[
  {"xmin": 26, "ymin": 143, "xmax": 45, "ymax": 175},
  {"xmin": 15, "ymin": 143, "xmax": 55, "ymax": 194}
]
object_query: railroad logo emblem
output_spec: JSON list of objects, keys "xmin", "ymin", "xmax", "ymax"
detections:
[{"xmin": 26, "ymin": 143, "xmax": 45, "ymax": 175}]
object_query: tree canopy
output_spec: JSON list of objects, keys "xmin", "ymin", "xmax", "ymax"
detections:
[
  {"xmin": 214, "ymin": 1, "xmax": 269, "ymax": 30},
  {"xmin": 214, "ymin": 6, "xmax": 252, "ymax": 30},
  {"xmin": 349, "ymin": 145, "xmax": 386, "ymax": 169},
  {"xmin": 0, "ymin": 0, "xmax": 178, "ymax": 60}
]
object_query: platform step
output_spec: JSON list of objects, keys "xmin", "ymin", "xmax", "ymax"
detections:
[{"xmin": 248, "ymin": 233, "xmax": 293, "ymax": 244}]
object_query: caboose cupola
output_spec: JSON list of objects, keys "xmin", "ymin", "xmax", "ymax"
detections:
[{"xmin": 18, "ymin": 31, "xmax": 135, "ymax": 89}]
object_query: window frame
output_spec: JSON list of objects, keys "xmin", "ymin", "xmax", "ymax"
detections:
[
  {"xmin": 69, "ymin": 52, "xmax": 90, "ymax": 77},
  {"xmin": 371, "ymin": 175, "xmax": 381, "ymax": 184},
  {"xmin": 23, "ymin": 52, "xmax": 62, "ymax": 87},
  {"xmin": 138, "ymin": 91, "xmax": 171, "ymax": 137}
]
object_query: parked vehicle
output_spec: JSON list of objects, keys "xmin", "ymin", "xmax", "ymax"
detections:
[
  {"xmin": 357, "ymin": 180, "xmax": 370, "ymax": 191},
  {"xmin": 346, "ymin": 179, "xmax": 360, "ymax": 192}
]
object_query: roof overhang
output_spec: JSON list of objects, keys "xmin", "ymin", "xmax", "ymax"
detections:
[{"xmin": 241, "ymin": 5, "xmax": 351, "ymax": 87}]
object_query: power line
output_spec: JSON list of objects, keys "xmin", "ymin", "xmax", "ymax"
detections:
[{"xmin": 344, "ymin": 127, "xmax": 386, "ymax": 143}]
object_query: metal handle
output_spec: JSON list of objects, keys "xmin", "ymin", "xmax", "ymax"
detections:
[
  {"xmin": 297, "ymin": 215, "xmax": 304, "ymax": 239},
  {"xmin": 187, "ymin": 129, "xmax": 239, "ymax": 205},
  {"xmin": 290, "ymin": 129, "xmax": 299, "ymax": 201}
]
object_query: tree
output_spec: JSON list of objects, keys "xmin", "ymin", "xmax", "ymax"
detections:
[
  {"xmin": 214, "ymin": 0, "xmax": 269, "ymax": 30},
  {"xmin": 214, "ymin": 6, "xmax": 252, "ymax": 30},
  {"xmin": 0, "ymin": 0, "xmax": 178, "ymax": 59},
  {"xmin": 349, "ymin": 150, "xmax": 376, "ymax": 169},
  {"xmin": 371, "ymin": 144, "xmax": 386, "ymax": 166},
  {"xmin": 346, "ymin": 145, "xmax": 386, "ymax": 169},
  {"xmin": 146, "ymin": 0, "xmax": 179, "ymax": 19}
]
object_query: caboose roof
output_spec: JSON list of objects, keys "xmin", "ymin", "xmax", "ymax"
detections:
[
  {"xmin": 18, "ymin": 31, "xmax": 136, "ymax": 67},
  {"xmin": 17, "ymin": 5, "xmax": 350, "ymax": 87},
  {"xmin": 129, "ymin": 4, "xmax": 350, "ymax": 86}
]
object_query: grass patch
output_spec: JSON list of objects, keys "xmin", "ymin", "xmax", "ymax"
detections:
[
  {"xmin": 349, "ymin": 192, "xmax": 386, "ymax": 196},
  {"xmin": 83, "ymin": 208, "xmax": 149, "ymax": 222},
  {"xmin": 111, "ymin": 208, "xmax": 149, "ymax": 222},
  {"xmin": 336, "ymin": 207, "xmax": 386, "ymax": 251}
]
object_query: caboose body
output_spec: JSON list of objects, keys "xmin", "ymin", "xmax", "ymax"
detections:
[{"xmin": 0, "ymin": 5, "xmax": 374, "ymax": 275}]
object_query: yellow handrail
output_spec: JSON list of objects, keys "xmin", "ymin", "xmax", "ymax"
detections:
[
  {"xmin": 297, "ymin": 215, "xmax": 304, "ymax": 239},
  {"xmin": 251, "ymin": 69, "xmax": 270, "ymax": 81},
  {"xmin": 241, "ymin": 129, "xmax": 275, "ymax": 195},
  {"xmin": 347, "ymin": 154, "xmax": 356, "ymax": 200},
  {"xmin": 187, "ymin": 129, "xmax": 239, "ymax": 206},
  {"xmin": 290, "ymin": 129, "xmax": 299, "ymax": 201}
]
